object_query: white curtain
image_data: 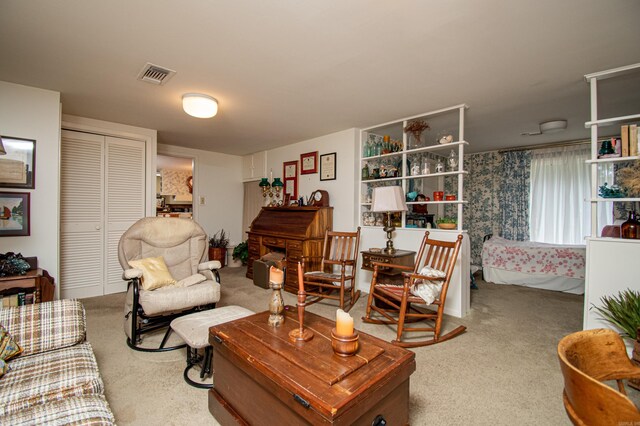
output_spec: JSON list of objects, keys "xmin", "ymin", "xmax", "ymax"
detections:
[{"xmin": 529, "ymin": 145, "xmax": 595, "ymax": 244}]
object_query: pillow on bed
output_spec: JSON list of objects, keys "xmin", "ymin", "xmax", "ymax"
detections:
[{"xmin": 410, "ymin": 266, "xmax": 446, "ymax": 305}]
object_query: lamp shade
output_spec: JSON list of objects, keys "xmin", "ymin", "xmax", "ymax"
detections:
[
  {"xmin": 182, "ymin": 93, "xmax": 218, "ymax": 118},
  {"xmin": 371, "ymin": 186, "xmax": 407, "ymax": 212},
  {"xmin": 271, "ymin": 177, "xmax": 284, "ymax": 187}
]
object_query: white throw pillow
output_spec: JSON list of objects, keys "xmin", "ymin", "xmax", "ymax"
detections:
[{"xmin": 410, "ymin": 265, "xmax": 446, "ymax": 305}]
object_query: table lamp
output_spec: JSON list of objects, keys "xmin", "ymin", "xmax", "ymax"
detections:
[{"xmin": 371, "ymin": 186, "xmax": 407, "ymax": 254}]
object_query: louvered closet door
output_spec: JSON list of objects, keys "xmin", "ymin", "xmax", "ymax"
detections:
[
  {"xmin": 60, "ymin": 130, "xmax": 105, "ymax": 298},
  {"xmin": 104, "ymin": 137, "xmax": 145, "ymax": 294}
]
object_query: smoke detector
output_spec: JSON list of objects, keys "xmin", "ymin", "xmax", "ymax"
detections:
[
  {"xmin": 521, "ymin": 120, "xmax": 568, "ymax": 136},
  {"xmin": 137, "ymin": 62, "xmax": 176, "ymax": 85}
]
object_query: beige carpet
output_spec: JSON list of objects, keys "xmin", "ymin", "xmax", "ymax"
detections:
[{"xmin": 81, "ymin": 267, "xmax": 633, "ymax": 425}]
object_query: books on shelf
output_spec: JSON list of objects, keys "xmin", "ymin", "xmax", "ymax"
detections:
[
  {"xmin": 0, "ymin": 292, "xmax": 34, "ymax": 307},
  {"xmin": 615, "ymin": 124, "xmax": 640, "ymax": 158}
]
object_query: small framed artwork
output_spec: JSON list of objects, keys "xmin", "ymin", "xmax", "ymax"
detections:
[
  {"xmin": 0, "ymin": 137, "xmax": 36, "ymax": 189},
  {"xmin": 300, "ymin": 151, "xmax": 318, "ymax": 175},
  {"xmin": 0, "ymin": 192, "xmax": 30, "ymax": 236},
  {"xmin": 283, "ymin": 160, "xmax": 298, "ymax": 201},
  {"xmin": 320, "ymin": 152, "xmax": 337, "ymax": 181}
]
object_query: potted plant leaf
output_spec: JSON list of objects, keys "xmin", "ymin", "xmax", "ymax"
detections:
[
  {"xmin": 232, "ymin": 241, "xmax": 249, "ymax": 266},
  {"xmin": 593, "ymin": 289, "xmax": 640, "ymax": 388},
  {"xmin": 208, "ymin": 229, "xmax": 229, "ymax": 268}
]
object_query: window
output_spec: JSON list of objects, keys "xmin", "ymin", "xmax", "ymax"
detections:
[{"xmin": 529, "ymin": 145, "xmax": 596, "ymax": 245}]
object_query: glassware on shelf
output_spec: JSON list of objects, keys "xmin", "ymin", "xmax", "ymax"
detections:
[
  {"xmin": 435, "ymin": 159, "xmax": 445, "ymax": 173},
  {"xmin": 448, "ymin": 149, "xmax": 458, "ymax": 170},
  {"xmin": 361, "ymin": 163, "xmax": 369, "ymax": 179},
  {"xmin": 621, "ymin": 211, "xmax": 640, "ymax": 239},
  {"xmin": 422, "ymin": 159, "xmax": 431, "ymax": 175}
]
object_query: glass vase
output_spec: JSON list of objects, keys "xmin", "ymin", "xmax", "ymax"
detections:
[{"xmin": 621, "ymin": 211, "xmax": 640, "ymax": 239}]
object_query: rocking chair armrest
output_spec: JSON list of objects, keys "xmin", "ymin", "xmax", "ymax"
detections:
[
  {"xmin": 403, "ymin": 272, "xmax": 446, "ymax": 282},
  {"xmin": 323, "ymin": 259, "xmax": 356, "ymax": 266},
  {"xmin": 123, "ymin": 268, "xmax": 143, "ymax": 280},
  {"xmin": 198, "ymin": 260, "xmax": 222, "ymax": 271}
]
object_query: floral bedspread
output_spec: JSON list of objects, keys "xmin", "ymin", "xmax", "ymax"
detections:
[{"xmin": 481, "ymin": 236, "xmax": 586, "ymax": 279}]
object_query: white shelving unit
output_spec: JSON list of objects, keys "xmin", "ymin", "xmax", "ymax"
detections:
[
  {"xmin": 583, "ymin": 63, "xmax": 640, "ymax": 332},
  {"xmin": 358, "ymin": 104, "xmax": 468, "ymax": 231}
]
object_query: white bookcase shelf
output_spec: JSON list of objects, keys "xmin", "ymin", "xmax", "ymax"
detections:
[
  {"xmin": 583, "ymin": 63, "xmax": 640, "ymax": 332},
  {"xmin": 358, "ymin": 104, "xmax": 468, "ymax": 231}
]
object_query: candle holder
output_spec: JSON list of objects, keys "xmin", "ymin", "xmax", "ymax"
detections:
[
  {"xmin": 268, "ymin": 273, "xmax": 284, "ymax": 327},
  {"xmin": 288, "ymin": 289, "xmax": 314, "ymax": 342},
  {"xmin": 331, "ymin": 328, "xmax": 359, "ymax": 357}
]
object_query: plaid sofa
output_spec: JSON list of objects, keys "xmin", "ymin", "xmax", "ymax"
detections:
[{"xmin": 0, "ymin": 300, "xmax": 115, "ymax": 425}]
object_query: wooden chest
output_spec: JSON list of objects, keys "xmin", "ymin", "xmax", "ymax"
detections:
[{"xmin": 208, "ymin": 309, "xmax": 415, "ymax": 425}]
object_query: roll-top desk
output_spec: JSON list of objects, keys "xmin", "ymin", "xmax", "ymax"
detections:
[{"xmin": 247, "ymin": 206, "xmax": 333, "ymax": 293}]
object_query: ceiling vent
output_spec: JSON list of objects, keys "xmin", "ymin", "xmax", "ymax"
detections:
[{"xmin": 137, "ymin": 63, "xmax": 176, "ymax": 85}]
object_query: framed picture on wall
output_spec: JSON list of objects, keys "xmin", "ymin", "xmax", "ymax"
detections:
[
  {"xmin": 320, "ymin": 152, "xmax": 336, "ymax": 181},
  {"xmin": 0, "ymin": 137, "xmax": 36, "ymax": 189},
  {"xmin": 300, "ymin": 151, "xmax": 318, "ymax": 175},
  {"xmin": 0, "ymin": 192, "xmax": 30, "ymax": 236},
  {"xmin": 283, "ymin": 160, "xmax": 298, "ymax": 201}
]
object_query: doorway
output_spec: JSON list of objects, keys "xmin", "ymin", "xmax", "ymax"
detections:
[{"xmin": 156, "ymin": 154, "xmax": 195, "ymax": 219}]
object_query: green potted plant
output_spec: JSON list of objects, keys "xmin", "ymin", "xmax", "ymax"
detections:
[
  {"xmin": 593, "ymin": 289, "xmax": 640, "ymax": 388},
  {"xmin": 232, "ymin": 241, "xmax": 249, "ymax": 266},
  {"xmin": 435, "ymin": 216, "xmax": 457, "ymax": 230},
  {"xmin": 208, "ymin": 229, "xmax": 229, "ymax": 267}
]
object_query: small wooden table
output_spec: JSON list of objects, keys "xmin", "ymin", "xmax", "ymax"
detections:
[
  {"xmin": 361, "ymin": 249, "xmax": 416, "ymax": 285},
  {"xmin": 0, "ymin": 268, "xmax": 55, "ymax": 304},
  {"xmin": 208, "ymin": 309, "xmax": 415, "ymax": 425}
]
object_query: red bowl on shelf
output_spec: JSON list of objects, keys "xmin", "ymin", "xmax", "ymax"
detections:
[
  {"xmin": 445, "ymin": 195, "xmax": 456, "ymax": 201},
  {"xmin": 433, "ymin": 191, "xmax": 444, "ymax": 201}
]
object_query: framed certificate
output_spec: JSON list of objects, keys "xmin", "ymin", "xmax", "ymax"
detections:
[
  {"xmin": 320, "ymin": 152, "xmax": 336, "ymax": 181},
  {"xmin": 300, "ymin": 151, "xmax": 318, "ymax": 175},
  {"xmin": 283, "ymin": 160, "xmax": 298, "ymax": 200},
  {"xmin": 0, "ymin": 137, "xmax": 36, "ymax": 189}
]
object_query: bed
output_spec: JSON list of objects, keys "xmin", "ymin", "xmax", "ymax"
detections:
[{"xmin": 481, "ymin": 235, "xmax": 585, "ymax": 294}]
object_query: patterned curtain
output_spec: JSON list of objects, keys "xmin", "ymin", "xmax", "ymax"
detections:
[
  {"xmin": 464, "ymin": 152, "xmax": 502, "ymax": 265},
  {"xmin": 500, "ymin": 150, "xmax": 531, "ymax": 241}
]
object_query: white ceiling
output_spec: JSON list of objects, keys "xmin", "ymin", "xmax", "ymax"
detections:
[{"xmin": 1, "ymin": 1, "xmax": 639, "ymax": 155}]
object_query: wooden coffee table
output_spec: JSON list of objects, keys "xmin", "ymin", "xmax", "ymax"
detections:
[{"xmin": 208, "ymin": 308, "xmax": 415, "ymax": 425}]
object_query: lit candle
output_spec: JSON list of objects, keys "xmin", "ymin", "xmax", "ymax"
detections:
[
  {"xmin": 297, "ymin": 262, "xmax": 304, "ymax": 293},
  {"xmin": 269, "ymin": 266, "xmax": 283, "ymax": 285},
  {"xmin": 336, "ymin": 309, "xmax": 354, "ymax": 336},
  {"xmin": 270, "ymin": 169, "xmax": 273, "ymax": 183}
]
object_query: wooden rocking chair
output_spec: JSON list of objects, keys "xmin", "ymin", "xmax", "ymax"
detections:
[
  {"xmin": 301, "ymin": 227, "xmax": 361, "ymax": 312},
  {"xmin": 363, "ymin": 232, "xmax": 465, "ymax": 347}
]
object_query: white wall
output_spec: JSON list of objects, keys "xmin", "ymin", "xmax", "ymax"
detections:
[
  {"xmin": 0, "ymin": 81, "xmax": 61, "ymax": 281},
  {"xmin": 158, "ymin": 144, "xmax": 244, "ymax": 245},
  {"xmin": 264, "ymin": 128, "xmax": 359, "ymax": 232}
]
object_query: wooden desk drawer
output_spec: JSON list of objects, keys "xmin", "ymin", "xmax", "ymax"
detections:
[
  {"xmin": 287, "ymin": 249, "xmax": 303, "ymax": 262},
  {"xmin": 286, "ymin": 240, "xmax": 302, "ymax": 251},
  {"xmin": 362, "ymin": 255, "xmax": 392, "ymax": 271},
  {"xmin": 262, "ymin": 237, "xmax": 286, "ymax": 248}
]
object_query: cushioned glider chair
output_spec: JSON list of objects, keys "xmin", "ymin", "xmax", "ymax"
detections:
[{"xmin": 119, "ymin": 217, "xmax": 221, "ymax": 352}]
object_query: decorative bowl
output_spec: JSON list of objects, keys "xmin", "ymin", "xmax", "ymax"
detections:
[{"xmin": 437, "ymin": 223, "xmax": 457, "ymax": 230}]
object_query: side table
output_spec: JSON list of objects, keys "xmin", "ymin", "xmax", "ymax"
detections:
[
  {"xmin": 0, "ymin": 269, "xmax": 55, "ymax": 305},
  {"xmin": 361, "ymin": 249, "xmax": 416, "ymax": 285}
]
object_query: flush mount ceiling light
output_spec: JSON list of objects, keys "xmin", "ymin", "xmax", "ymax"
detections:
[
  {"xmin": 182, "ymin": 93, "xmax": 218, "ymax": 118},
  {"xmin": 521, "ymin": 120, "xmax": 568, "ymax": 136}
]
